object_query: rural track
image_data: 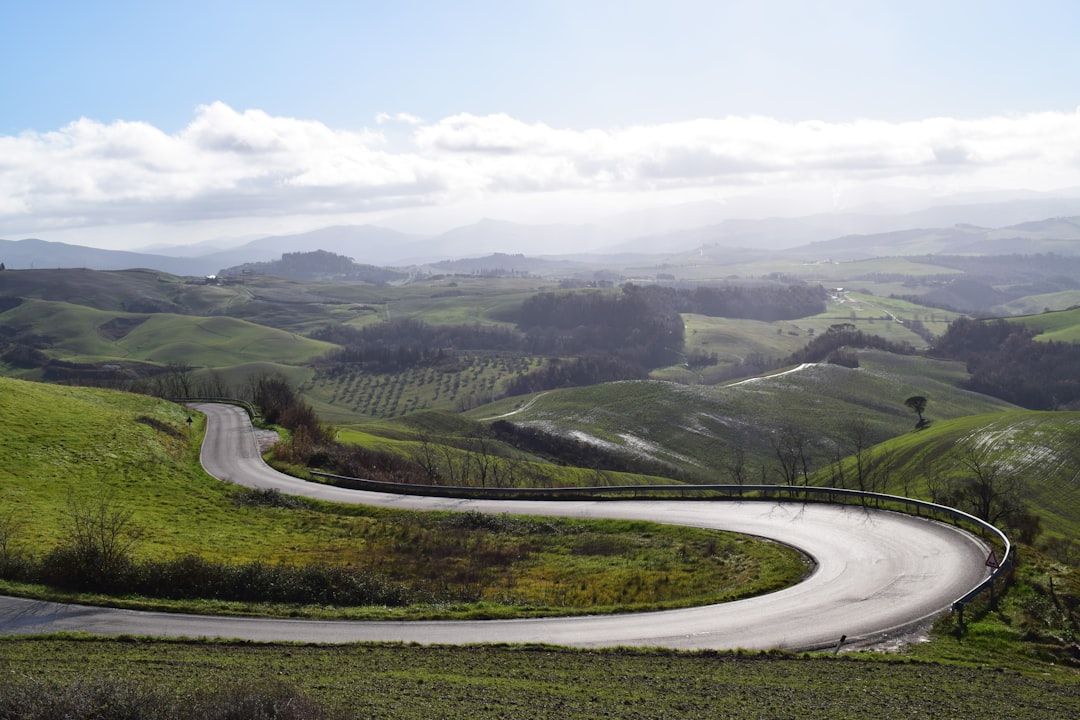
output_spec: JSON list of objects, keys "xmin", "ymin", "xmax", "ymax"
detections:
[{"xmin": 0, "ymin": 403, "xmax": 991, "ymax": 651}]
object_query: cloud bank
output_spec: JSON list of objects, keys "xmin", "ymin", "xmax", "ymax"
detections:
[{"xmin": 3, "ymin": 102, "xmax": 1080, "ymax": 243}]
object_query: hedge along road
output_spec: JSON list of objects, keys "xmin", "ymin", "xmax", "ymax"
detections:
[{"xmin": 0, "ymin": 403, "xmax": 992, "ymax": 651}]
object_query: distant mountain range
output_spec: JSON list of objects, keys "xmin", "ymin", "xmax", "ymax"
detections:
[{"xmin": 4, "ymin": 197, "xmax": 1080, "ymax": 275}]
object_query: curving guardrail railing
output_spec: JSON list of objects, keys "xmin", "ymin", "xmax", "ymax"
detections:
[
  {"xmin": 176, "ymin": 399, "xmax": 1010, "ymax": 625},
  {"xmin": 176, "ymin": 397, "xmax": 259, "ymax": 420},
  {"xmin": 311, "ymin": 472, "xmax": 1012, "ymax": 623}
]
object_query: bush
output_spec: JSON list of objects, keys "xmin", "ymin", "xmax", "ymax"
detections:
[{"xmin": 38, "ymin": 542, "xmax": 135, "ymax": 593}]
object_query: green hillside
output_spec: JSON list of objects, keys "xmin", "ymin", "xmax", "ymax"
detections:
[
  {"xmin": 997, "ymin": 290, "xmax": 1080, "ymax": 316},
  {"xmin": 0, "ymin": 377, "xmax": 396, "ymax": 565},
  {"xmin": 1008, "ymin": 306, "xmax": 1080, "ymax": 342},
  {"xmin": 0, "ymin": 299, "xmax": 336, "ymax": 368},
  {"xmin": 817, "ymin": 410, "xmax": 1080, "ymax": 538},
  {"xmin": 464, "ymin": 350, "xmax": 1015, "ymax": 482}
]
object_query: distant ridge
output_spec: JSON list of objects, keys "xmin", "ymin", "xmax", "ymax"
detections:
[
  {"xmin": 5, "ymin": 195, "xmax": 1080, "ymax": 273},
  {"xmin": 0, "ymin": 238, "xmax": 208, "ymax": 275}
]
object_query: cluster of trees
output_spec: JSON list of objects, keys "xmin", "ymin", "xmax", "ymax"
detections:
[
  {"xmin": 1, "ymin": 335, "xmax": 50, "ymax": 369},
  {"xmin": 310, "ymin": 284, "xmax": 692, "ymax": 396},
  {"xmin": 312, "ymin": 319, "xmax": 520, "ymax": 374},
  {"xmin": 786, "ymin": 323, "xmax": 916, "ymax": 366},
  {"xmin": 517, "ymin": 284, "xmax": 685, "ymax": 368},
  {"xmin": 932, "ymin": 317, "xmax": 1080, "ymax": 410},
  {"xmin": 886, "ymin": 253, "xmax": 1080, "ymax": 314},
  {"xmin": 674, "ymin": 283, "xmax": 828, "ymax": 321},
  {"xmin": 219, "ymin": 250, "xmax": 407, "ymax": 284}
]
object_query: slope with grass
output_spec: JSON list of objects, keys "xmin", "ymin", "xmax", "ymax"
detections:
[
  {"xmin": 815, "ymin": 410, "xmax": 1080, "ymax": 538},
  {"xmin": 1007, "ymin": 306, "xmax": 1080, "ymax": 342},
  {"xmin": 0, "ymin": 299, "xmax": 336, "ymax": 369},
  {"xmin": 465, "ymin": 350, "xmax": 1015, "ymax": 482},
  {"xmin": 997, "ymin": 290, "xmax": 1080, "ymax": 316}
]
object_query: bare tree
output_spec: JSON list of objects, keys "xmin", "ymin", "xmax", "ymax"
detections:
[
  {"xmin": 159, "ymin": 361, "xmax": 194, "ymax": 398},
  {"xmin": 725, "ymin": 445, "xmax": 748, "ymax": 492},
  {"xmin": 62, "ymin": 487, "xmax": 143, "ymax": 585},
  {"xmin": 921, "ymin": 454, "xmax": 951, "ymax": 506},
  {"xmin": 846, "ymin": 419, "xmax": 877, "ymax": 493},
  {"xmin": 490, "ymin": 453, "xmax": 523, "ymax": 489},
  {"xmin": 770, "ymin": 427, "xmax": 812, "ymax": 486},
  {"xmin": 867, "ymin": 447, "xmax": 895, "ymax": 496},
  {"xmin": 467, "ymin": 433, "xmax": 496, "ymax": 488},
  {"xmin": 0, "ymin": 509, "xmax": 24, "ymax": 568},
  {"xmin": 195, "ymin": 369, "xmax": 231, "ymax": 398},
  {"xmin": 825, "ymin": 437, "xmax": 847, "ymax": 489},
  {"xmin": 439, "ymin": 444, "xmax": 470, "ymax": 487},
  {"xmin": 953, "ymin": 442, "xmax": 1026, "ymax": 525},
  {"xmin": 411, "ymin": 431, "xmax": 443, "ymax": 484}
]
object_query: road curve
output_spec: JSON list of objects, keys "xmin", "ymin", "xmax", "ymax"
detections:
[{"xmin": 0, "ymin": 403, "xmax": 991, "ymax": 650}]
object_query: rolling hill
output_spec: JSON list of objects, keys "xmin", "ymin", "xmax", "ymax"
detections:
[
  {"xmin": 817, "ymin": 410, "xmax": 1080, "ymax": 538},
  {"xmin": 0, "ymin": 298, "xmax": 336, "ymax": 371},
  {"xmin": 462, "ymin": 350, "xmax": 1016, "ymax": 483},
  {"xmin": 1007, "ymin": 306, "xmax": 1080, "ymax": 342}
]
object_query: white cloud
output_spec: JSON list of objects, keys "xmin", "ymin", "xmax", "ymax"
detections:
[
  {"xmin": 2, "ymin": 103, "xmax": 1080, "ymax": 243},
  {"xmin": 376, "ymin": 112, "xmax": 424, "ymax": 126}
]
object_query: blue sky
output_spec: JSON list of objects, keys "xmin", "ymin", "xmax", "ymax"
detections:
[{"xmin": 3, "ymin": 0, "xmax": 1080, "ymax": 248}]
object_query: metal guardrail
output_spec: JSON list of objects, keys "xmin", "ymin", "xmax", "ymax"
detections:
[
  {"xmin": 311, "ymin": 473, "xmax": 1012, "ymax": 622},
  {"xmin": 175, "ymin": 399, "xmax": 1012, "ymax": 623},
  {"xmin": 174, "ymin": 397, "xmax": 259, "ymax": 420}
]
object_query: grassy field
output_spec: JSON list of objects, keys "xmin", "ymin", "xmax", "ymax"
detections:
[
  {"xmin": 1007, "ymin": 306, "xmax": 1080, "ymax": 342},
  {"xmin": 0, "ymin": 376, "xmax": 804, "ymax": 618},
  {"xmin": 1, "ymin": 638, "xmax": 1075, "ymax": 719}
]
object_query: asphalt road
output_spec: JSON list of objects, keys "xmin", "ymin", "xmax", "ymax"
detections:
[{"xmin": 0, "ymin": 403, "xmax": 991, "ymax": 650}]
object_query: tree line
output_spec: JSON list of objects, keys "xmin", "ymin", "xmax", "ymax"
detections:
[
  {"xmin": 673, "ymin": 283, "xmax": 827, "ymax": 321},
  {"xmin": 786, "ymin": 323, "xmax": 916, "ymax": 367},
  {"xmin": 312, "ymin": 319, "xmax": 520, "ymax": 373},
  {"xmin": 931, "ymin": 316, "xmax": 1080, "ymax": 410}
]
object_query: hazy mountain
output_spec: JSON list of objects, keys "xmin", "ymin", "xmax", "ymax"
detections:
[
  {"xmin": 789, "ymin": 216, "xmax": 1080, "ymax": 260},
  {"xmin": 605, "ymin": 197, "xmax": 1080, "ymax": 255},
  {"xmin": 0, "ymin": 238, "xmax": 208, "ymax": 275},
  {"xmin": 397, "ymin": 219, "xmax": 621, "ymax": 263},
  {"xmin": 6, "ymin": 195, "xmax": 1080, "ymax": 275},
  {"xmin": 195, "ymin": 225, "xmax": 427, "ymax": 271}
]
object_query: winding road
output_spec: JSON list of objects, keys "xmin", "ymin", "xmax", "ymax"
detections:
[{"xmin": 0, "ymin": 403, "xmax": 991, "ymax": 650}]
